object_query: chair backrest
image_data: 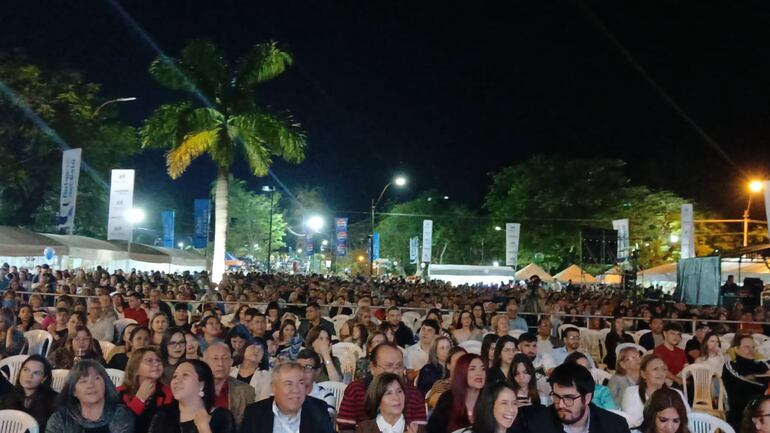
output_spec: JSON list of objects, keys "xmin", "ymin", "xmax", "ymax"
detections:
[
  {"xmin": 0, "ymin": 355, "xmax": 29, "ymax": 385},
  {"xmin": 51, "ymin": 369, "xmax": 70, "ymax": 392},
  {"xmin": 332, "ymin": 342, "xmax": 364, "ymax": 374},
  {"xmin": 318, "ymin": 380, "xmax": 348, "ymax": 412},
  {"xmin": 113, "ymin": 318, "xmax": 138, "ymax": 341},
  {"xmin": 681, "ymin": 363, "xmax": 723, "ymax": 413},
  {"xmin": 458, "ymin": 340, "xmax": 481, "ymax": 355},
  {"xmin": 688, "ymin": 412, "xmax": 735, "ymax": 433},
  {"xmin": 754, "ymin": 333, "xmax": 770, "ymax": 346},
  {"xmin": 99, "ymin": 341, "xmax": 116, "ymax": 358},
  {"xmin": 331, "ymin": 315, "xmax": 350, "ymax": 335},
  {"xmin": 23, "ymin": 330, "xmax": 53, "ymax": 357},
  {"xmin": 0, "ymin": 409, "xmax": 39, "ymax": 433},
  {"xmin": 105, "ymin": 368, "xmax": 124, "ymax": 388},
  {"xmin": 590, "ymin": 368, "xmax": 612, "ymax": 386},
  {"xmin": 679, "ymin": 333, "xmax": 694, "ymax": 350},
  {"xmin": 509, "ymin": 329, "xmax": 525, "ymax": 339},
  {"xmin": 402, "ymin": 311, "xmax": 423, "ymax": 333},
  {"xmin": 632, "ymin": 329, "xmax": 651, "ymax": 344}
]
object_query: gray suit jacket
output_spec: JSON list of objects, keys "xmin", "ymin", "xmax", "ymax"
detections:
[{"xmin": 228, "ymin": 376, "xmax": 256, "ymax": 429}]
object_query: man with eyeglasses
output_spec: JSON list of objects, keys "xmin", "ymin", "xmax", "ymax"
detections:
[
  {"xmin": 296, "ymin": 349, "xmax": 337, "ymax": 419},
  {"xmin": 336, "ymin": 342, "xmax": 426, "ymax": 432},
  {"xmin": 550, "ymin": 327, "xmax": 595, "ymax": 371},
  {"xmin": 519, "ymin": 363, "xmax": 629, "ymax": 433}
]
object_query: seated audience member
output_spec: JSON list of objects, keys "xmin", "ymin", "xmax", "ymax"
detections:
[
  {"xmin": 186, "ymin": 331, "xmax": 202, "ymax": 360},
  {"xmin": 225, "ymin": 324, "xmax": 253, "ymax": 366},
  {"xmin": 296, "ymin": 349, "xmax": 338, "ymax": 418},
  {"xmin": 123, "ymin": 292, "xmax": 149, "ymax": 326},
  {"xmin": 305, "ymin": 326, "xmax": 343, "ymax": 382},
  {"xmin": 356, "ymin": 332, "xmax": 388, "ymax": 380},
  {"xmin": 230, "ymin": 342, "xmax": 271, "ymax": 401},
  {"xmin": 274, "ymin": 319, "xmax": 298, "ymax": 352},
  {"xmin": 150, "ymin": 312, "xmax": 171, "ymax": 346},
  {"xmin": 510, "ymin": 353, "xmax": 543, "ymax": 407},
  {"xmin": 427, "ymin": 353, "xmax": 486, "ymax": 433},
  {"xmin": 239, "ymin": 362, "xmax": 335, "ymax": 433},
  {"xmin": 652, "ymin": 322, "xmax": 686, "ymax": 386},
  {"xmin": 160, "ymin": 327, "xmax": 188, "ymax": 383},
  {"xmin": 0, "ymin": 307, "xmax": 26, "ymax": 358},
  {"xmin": 487, "ymin": 335, "xmax": 517, "ymax": 385},
  {"xmin": 106, "ymin": 323, "xmax": 137, "ymax": 364},
  {"xmin": 298, "ymin": 301, "xmax": 336, "ymax": 339},
  {"xmin": 198, "ymin": 315, "xmax": 224, "ymax": 353},
  {"xmin": 452, "ymin": 311, "xmax": 483, "ymax": 345},
  {"xmin": 742, "ymin": 395, "xmax": 770, "ymax": 433},
  {"xmin": 639, "ymin": 317, "xmax": 664, "ymax": 351},
  {"xmin": 203, "ymin": 342, "xmax": 256, "ymax": 429},
  {"xmin": 117, "ymin": 347, "xmax": 174, "ymax": 433},
  {"xmin": 480, "ymin": 334, "xmax": 499, "ymax": 369},
  {"xmin": 491, "ymin": 314, "xmax": 510, "ymax": 338},
  {"xmin": 148, "ymin": 359, "xmax": 236, "ymax": 433},
  {"xmin": 427, "ymin": 347, "xmax": 468, "ymax": 411},
  {"xmin": 607, "ymin": 346, "xmax": 642, "ymax": 406},
  {"xmin": 506, "ymin": 301, "xmax": 528, "ymax": 333},
  {"xmin": 564, "ymin": 352, "xmax": 617, "ymax": 410},
  {"xmin": 356, "ymin": 372, "xmax": 427, "ymax": 433},
  {"xmin": 48, "ymin": 326, "xmax": 103, "ymax": 369},
  {"xmin": 641, "ymin": 387, "xmax": 689, "ymax": 433},
  {"xmin": 471, "ymin": 381, "xmax": 520, "ymax": 433},
  {"xmin": 86, "ymin": 298, "xmax": 113, "ymax": 342},
  {"xmin": 622, "ymin": 353, "xmax": 689, "ymax": 429},
  {"xmin": 696, "ymin": 332, "xmax": 726, "ymax": 372},
  {"xmin": 108, "ymin": 325, "xmax": 151, "ymax": 370},
  {"xmin": 405, "ymin": 320, "xmax": 440, "ymax": 376},
  {"xmin": 517, "ymin": 362, "xmax": 628, "ymax": 433},
  {"xmin": 604, "ymin": 316, "xmax": 634, "ymax": 369},
  {"xmin": 385, "ymin": 307, "xmax": 416, "ymax": 348},
  {"xmin": 685, "ymin": 322, "xmax": 710, "ymax": 363},
  {"xmin": 471, "ymin": 302, "xmax": 489, "ymax": 330},
  {"xmin": 550, "ymin": 327, "xmax": 596, "ymax": 369},
  {"xmin": 46, "ymin": 360, "xmax": 135, "ymax": 433},
  {"xmin": 417, "ymin": 336, "xmax": 453, "ymax": 395},
  {"xmin": 46, "ymin": 308, "xmax": 71, "ymax": 350},
  {"xmin": 338, "ymin": 342, "xmax": 427, "ymax": 431},
  {"xmin": 173, "ymin": 302, "xmax": 192, "ymax": 333},
  {"xmin": 0, "ymin": 355, "xmax": 58, "ymax": 428},
  {"xmin": 17, "ymin": 304, "xmax": 41, "ymax": 331},
  {"xmin": 725, "ymin": 333, "xmax": 770, "ymax": 427},
  {"xmin": 536, "ymin": 317, "xmax": 562, "ymax": 355}
]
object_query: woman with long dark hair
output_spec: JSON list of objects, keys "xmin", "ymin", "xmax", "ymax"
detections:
[
  {"xmin": 471, "ymin": 381, "xmax": 519, "ymax": 433},
  {"xmin": 480, "ymin": 334, "xmax": 499, "ymax": 369},
  {"xmin": 224, "ymin": 324, "xmax": 253, "ymax": 366},
  {"xmin": 742, "ymin": 396, "xmax": 770, "ymax": 433},
  {"xmin": 604, "ymin": 316, "xmax": 634, "ymax": 369},
  {"xmin": 0, "ymin": 355, "xmax": 57, "ymax": 428},
  {"xmin": 451, "ymin": 311, "xmax": 483, "ymax": 344},
  {"xmin": 471, "ymin": 303, "xmax": 488, "ymax": 330},
  {"xmin": 509, "ymin": 354, "xmax": 540, "ymax": 407},
  {"xmin": 306, "ymin": 326, "xmax": 342, "ymax": 382},
  {"xmin": 487, "ymin": 335, "xmax": 517, "ymax": 385},
  {"xmin": 427, "ymin": 353, "xmax": 486, "ymax": 433},
  {"xmin": 48, "ymin": 326, "xmax": 103, "ymax": 369},
  {"xmin": 641, "ymin": 387, "xmax": 690, "ymax": 433},
  {"xmin": 108, "ymin": 326, "xmax": 151, "ymax": 370},
  {"xmin": 117, "ymin": 347, "xmax": 174, "ymax": 433},
  {"xmin": 160, "ymin": 327, "xmax": 187, "ymax": 383},
  {"xmin": 17, "ymin": 304, "xmax": 41, "ymax": 331}
]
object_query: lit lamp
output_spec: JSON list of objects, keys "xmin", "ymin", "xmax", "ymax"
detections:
[
  {"xmin": 370, "ymin": 176, "xmax": 407, "ymax": 275},
  {"xmin": 744, "ymin": 180, "xmax": 766, "ymax": 247}
]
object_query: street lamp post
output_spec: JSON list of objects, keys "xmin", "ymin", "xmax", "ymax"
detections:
[
  {"xmin": 125, "ymin": 208, "xmax": 145, "ymax": 272},
  {"xmin": 262, "ymin": 186, "xmax": 276, "ymax": 273},
  {"xmin": 744, "ymin": 180, "xmax": 765, "ymax": 247},
  {"xmin": 91, "ymin": 97, "xmax": 137, "ymax": 119},
  {"xmin": 370, "ymin": 176, "xmax": 407, "ymax": 275}
]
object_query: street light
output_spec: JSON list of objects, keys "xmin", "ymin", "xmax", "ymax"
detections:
[
  {"xmin": 306, "ymin": 215, "xmax": 325, "ymax": 233},
  {"xmin": 494, "ymin": 226, "xmax": 502, "ymax": 231},
  {"xmin": 177, "ymin": 241, "xmax": 184, "ymax": 249},
  {"xmin": 125, "ymin": 208, "xmax": 145, "ymax": 271},
  {"xmin": 371, "ymin": 176, "xmax": 407, "ymax": 275},
  {"xmin": 744, "ymin": 180, "xmax": 765, "ymax": 247},
  {"xmin": 261, "ymin": 186, "xmax": 276, "ymax": 273},
  {"xmin": 669, "ymin": 234, "xmax": 679, "ymax": 243},
  {"xmin": 91, "ymin": 97, "xmax": 137, "ymax": 119}
]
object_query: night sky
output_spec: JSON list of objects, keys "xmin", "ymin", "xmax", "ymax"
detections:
[{"xmin": 4, "ymin": 0, "xmax": 770, "ymax": 230}]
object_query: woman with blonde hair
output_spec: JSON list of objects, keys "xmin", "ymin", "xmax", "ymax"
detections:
[
  {"xmin": 607, "ymin": 345, "xmax": 642, "ymax": 405},
  {"xmin": 117, "ymin": 347, "xmax": 173, "ymax": 432},
  {"xmin": 418, "ymin": 336, "xmax": 453, "ymax": 394}
]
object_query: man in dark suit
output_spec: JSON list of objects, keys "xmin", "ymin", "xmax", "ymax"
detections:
[
  {"xmin": 240, "ymin": 362, "xmax": 335, "ymax": 433},
  {"xmin": 518, "ymin": 363, "xmax": 629, "ymax": 433}
]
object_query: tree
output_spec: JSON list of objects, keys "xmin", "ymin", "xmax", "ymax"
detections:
[
  {"xmin": 140, "ymin": 40, "xmax": 306, "ymax": 282},
  {"xmin": 0, "ymin": 51, "xmax": 138, "ymax": 234}
]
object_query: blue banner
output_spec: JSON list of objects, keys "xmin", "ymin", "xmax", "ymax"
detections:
[
  {"xmin": 306, "ymin": 232, "xmax": 314, "ymax": 256},
  {"xmin": 193, "ymin": 199, "xmax": 210, "ymax": 248},
  {"xmin": 373, "ymin": 232, "xmax": 380, "ymax": 260},
  {"xmin": 335, "ymin": 217, "xmax": 348, "ymax": 256},
  {"xmin": 161, "ymin": 211, "xmax": 175, "ymax": 248}
]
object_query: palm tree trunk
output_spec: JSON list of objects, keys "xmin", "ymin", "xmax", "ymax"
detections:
[{"xmin": 211, "ymin": 170, "xmax": 228, "ymax": 283}]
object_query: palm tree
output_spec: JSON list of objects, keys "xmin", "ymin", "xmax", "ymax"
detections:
[{"xmin": 140, "ymin": 40, "xmax": 306, "ymax": 282}]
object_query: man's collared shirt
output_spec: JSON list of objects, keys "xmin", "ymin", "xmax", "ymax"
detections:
[
  {"xmin": 550, "ymin": 347, "xmax": 595, "ymax": 368},
  {"xmin": 404, "ymin": 342, "xmax": 430, "ymax": 371},
  {"xmin": 273, "ymin": 401, "xmax": 302, "ymax": 433}
]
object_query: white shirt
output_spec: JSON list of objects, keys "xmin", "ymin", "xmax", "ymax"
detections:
[
  {"xmin": 376, "ymin": 414, "xmax": 406, "ymax": 433},
  {"xmin": 272, "ymin": 402, "xmax": 302, "ymax": 433},
  {"xmin": 404, "ymin": 342, "xmax": 430, "ymax": 371}
]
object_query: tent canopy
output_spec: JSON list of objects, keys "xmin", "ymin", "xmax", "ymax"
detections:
[
  {"xmin": 0, "ymin": 227, "xmax": 67, "ymax": 257},
  {"xmin": 515, "ymin": 263, "xmax": 553, "ymax": 281},
  {"xmin": 428, "ymin": 264, "xmax": 515, "ymax": 286},
  {"xmin": 597, "ymin": 266, "xmax": 622, "ymax": 284},
  {"xmin": 554, "ymin": 264, "xmax": 596, "ymax": 283}
]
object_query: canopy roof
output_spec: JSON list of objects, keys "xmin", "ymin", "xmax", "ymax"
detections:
[
  {"xmin": 0, "ymin": 226, "xmax": 66, "ymax": 256},
  {"xmin": 554, "ymin": 264, "xmax": 597, "ymax": 283},
  {"xmin": 428, "ymin": 264, "xmax": 515, "ymax": 286},
  {"xmin": 515, "ymin": 263, "xmax": 553, "ymax": 281},
  {"xmin": 597, "ymin": 266, "xmax": 623, "ymax": 284}
]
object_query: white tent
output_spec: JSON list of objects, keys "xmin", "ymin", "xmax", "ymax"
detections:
[
  {"xmin": 554, "ymin": 264, "xmax": 597, "ymax": 283},
  {"xmin": 636, "ymin": 260, "xmax": 770, "ymax": 286},
  {"xmin": 428, "ymin": 264, "xmax": 515, "ymax": 286},
  {"xmin": 41, "ymin": 234, "xmax": 128, "ymax": 270},
  {"xmin": 515, "ymin": 263, "xmax": 553, "ymax": 281},
  {"xmin": 598, "ymin": 266, "xmax": 623, "ymax": 284},
  {"xmin": 636, "ymin": 263, "xmax": 677, "ymax": 284},
  {"xmin": 0, "ymin": 226, "xmax": 67, "ymax": 268}
]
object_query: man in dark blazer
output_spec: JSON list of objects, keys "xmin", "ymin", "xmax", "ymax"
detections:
[
  {"xmin": 240, "ymin": 362, "xmax": 335, "ymax": 433},
  {"xmin": 517, "ymin": 363, "xmax": 630, "ymax": 433}
]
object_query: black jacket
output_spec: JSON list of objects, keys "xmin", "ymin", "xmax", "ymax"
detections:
[
  {"xmin": 518, "ymin": 403, "xmax": 629, "ymax": 433},
  {"xmin": 239, "ymin": 396, "xmax": 334, "ymax": 433}
]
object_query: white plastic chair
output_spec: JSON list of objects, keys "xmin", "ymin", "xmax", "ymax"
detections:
[
  {"xmin": 591, "ymin": 368, "xmax": 612, "ymax": 385},
  {"xmin": 98, "ymin": 340, "xmax": 116, "ymax": 358},
  {"xmin": 0, "ymin": 355, "xmax": 29, "ymax": 385},
  {"xmin": 679, "ymin": 333, "xmax": 693, "ymax": 350},
  {"xmin": 331, "ymin": 315, "xmax": 350, "ymax": 336},
  {"xmin": 318, "ymin": 380, "xmax": 348, "ymax": 412},
  {"xmin": 402, "ymin": 311, "xmax": 422, "ymax": 332},
  {"xmin": 0, "ymin": 409, "xmax": 39, "ymax": 433},
  {"xmin": 509, "ymin": 329, "xmax": 525, "ymax": 339},
  {"xmin": 632, "ymin": 329, "xmax": 651, "ymax": 344},
  {"xmin": 754, "ymin": 333, "xmax": 770, "ymax": 346},
  {"xmin": 23, "ymin": 330, "xmax": 53, "ymax": 357},
  {"xmin": 458, "ymin": 340, "xmax": 482, "ymax": 355},
  {"xmin": 680, "ymin": 363, "xmax": 725, "ymax": 418},
  {"xmin": 51, "ymin": 369, "xmax": 69, "ymax": 392},
  {"xmin": 105, "ymin": 368, "xmax": 124, "ymax": 388},
  {"xmin": 113, "ymin": 318, "xmax": 138, "ymax": 341},
  {"xmin": 332, "ymin": 342, "xmax": 364, "ymax": 375},
  {"xmin": 688, "ymin": 412, "xmax": 735, "ymax": 433}
]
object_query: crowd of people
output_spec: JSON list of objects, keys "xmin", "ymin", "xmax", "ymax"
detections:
[{"xmin": 0, "ymin": 264, "xmax": 769, "ymax": 433}]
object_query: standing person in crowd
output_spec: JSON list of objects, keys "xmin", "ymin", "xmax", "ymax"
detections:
[
  {"xmin": 640, "ymin": 317, "xmax": 665, "ymax": 351},
  {"xmin": 148, "ymin": 359, "xmax": 235, "ymax": 433},
  {"xmin": 305, "ymin": 326, "xmax": 343, "ymax": 382},
  {"xmin": 117, "ymin": 347, "xmax": 174, "ymax": 433},
  {"xmin": 471, "ymin": 381, "xmax": 520, "ymax": 433},
  {"xmin": 150, "ymin": 312, "xmax": 171, "ymax": 346},
  {"xmin": 621, "ymin": 353, "xmax": 689, "ymax": 429},
  {"xmin": 203, "ymin": 342, "xmax": 256, "ymax": 429},
  {"xmin": 17, "ymin": 304, "xmax": 41, "ymax": 331},
  {"xmin": 108, "ymin": 326, "xmax": 151, "ymax": 370},
  {"xmin": 641, "ymin": 388, "xmax": 689, "ymax": 433},
  {"xmin": 536, "ymin": 317, "xmax": 561, "ymax": 355},
  {"xmin": 298, "ymin": 302, "xmax": 336, "ymax": 339},
  {"xmin": 417, "ymin": 335, "xmax": 453, "ymax": 395},
  {"xmin": 123, "ymin": 292, "xmax": 149, "ymax": 326},
  {"xmin": 160, "ymin": 327, "xmax": 187, "ymax": 383},
  {"xmin": 604, "ymin": 316, "xmax": 634, "ymax": 369},
  {"xmin": 386, "ymin": 307, "xmax": 416, "ymax": 348},
  {"xmin": 0, "ymin": 307, "xmax": 24, "ymax": 358},
  {"xmin": 510, "ymin": 353, "xmax": 542, "ymax": 407},
  {"xmin": 607, "ymin": 346, "xmax": 642, "ymax": 406},
  {"xmin": 230, "ymin": 342, "xmax": 271, "ymax": 401},
  {"xmin": 48, "ymin": 326, "xmax": 103, "ymax": 369},
  {"xmin": 741, "ymin": 396, "xmax": 770, "ymax": 433},
  {"xmin": 427, "ymin": 353, "xmax": 486, "ymax": 433},
  {"xmin": 564, "ymin": 352, "xmax": 617, "ymax": 410},
  {"xmin": 653, "ymin": 323, "xmax": 686, "ymax": 387},
  {"xmin": 725, "ymin": 333, "xmax": 770, "ymax": 427},
  {"xmin": 355, "ymin": 372, "xmax": 426, "ymax": 433},
  {"xmin": 239, "ymin": 361, "xmax": 335, "ymax": 433},
  {"xmin": 338, "ymin": 342, "xmax": 427, "ymax": 431},
  {"xmin": 427, "ymin": 347, "xmax": 468, "ymax": 411},
  {"xmin": 405, "ymin": 320, "xmax": 440, "ymax": 375},
  {"xmin": 0, "ymin": 355, "xmax": 58, "ymax": 429},
  {"xmin": 296, "ymin": 349, "xmax": 338, "ymax": 419},
  {"xmin": 86, "ymin": 298, "xmax": 113, "ymax": 342},
  {"xmin": 487, "ymin": 336, "xmax": 517, "ymax": 384},
  {"xmin": 452, "ymin": 311, "xmax": 483, "ymax": 345},
  {"xmin": 506, "ymin": 301, "xmax": 528, "ymax": 333},
  {"xmin": 356, "ymin": 332, "xmax": 388, "ymax": 380},
  {"xmin": 46, "ymin": 360, "xmax": 135, "ymax": 433},
  {"xmin": 550, "ymin": 327, "xmax": 596, "ymax": 369},
  {"xmin": 480, "ymin": 334, "xmax": 499, "ymax": 369},
  {"xmin": 696, "ymin": 332, "xmax": 726, "ymax": 372}
]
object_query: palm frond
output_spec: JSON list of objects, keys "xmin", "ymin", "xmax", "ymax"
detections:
[
  {"xmin": 166, "ymin": 129, "xmax": 220, "ymax": 179},
  {"xmin": 227, "ymin": 115, "xmax": 271, "ymax": 176},
  {"xmin": 236, "ymin": 42, "xmax": 293, "ymax": 90},
  {"xmin": 253, "ymin": 111, "xmax": 307, "ymax": 163},
  {"xmin": 140, "ymin": 102, "xmax": 193, "ymax": 149},
  {"xmin": 179, "ymin": 40, "xmax": 228, "ymax": 100},
  {"xmin": 149, "ymin": 57, "xmax": 196, "ymax": 93}
]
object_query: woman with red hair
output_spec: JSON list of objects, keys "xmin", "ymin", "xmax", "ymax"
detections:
[{"xmin": 427, "ymin": 353, "xmax": 486, "ymax": 433}]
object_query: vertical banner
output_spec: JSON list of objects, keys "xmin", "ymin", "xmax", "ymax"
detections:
[
  {"xmin": 764, "ymin": 181, "xmax": 770, "ymax": 241},
  {"xmin": 372, "ymin": 232, "xmax": 380, "ymax": 260},
  {"xmin": 681, "ymin": 204, "xmax": 695, "ymax": 259},
  {"xmin": 107, "ymin": 169, "xmax": 135, "ymax": 241},
  {"xmin": 422, "ymin": 220, "xmax": 433, "ymax": 263},
  {"xmin": 612, "ymin": 218, "xmax": 630, "ymax": 263},
  {"xmin": 306, "ymin": 232, "xmax": 314, "ymax": 256},
  {"xmin": 57, "ymin": 148, "xmax": 82, "ymax": 234},
  {"xmin": 505, "ymin": 223, "xmax": 521, "ymax": 267},
  {"xmin": 193, "ymin": 199, "xmax": 211, "ymax": 248},
  {"xmin": 409, "ymin": 236, "xmax": 419, "ymax": 264},
  {"xmin": 161, "ymin": 211, "xmax": 176, "ymax": 247},
  {"xmin": 335, "ymin": 217, "xmax": 348, "ymax": 256}
]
